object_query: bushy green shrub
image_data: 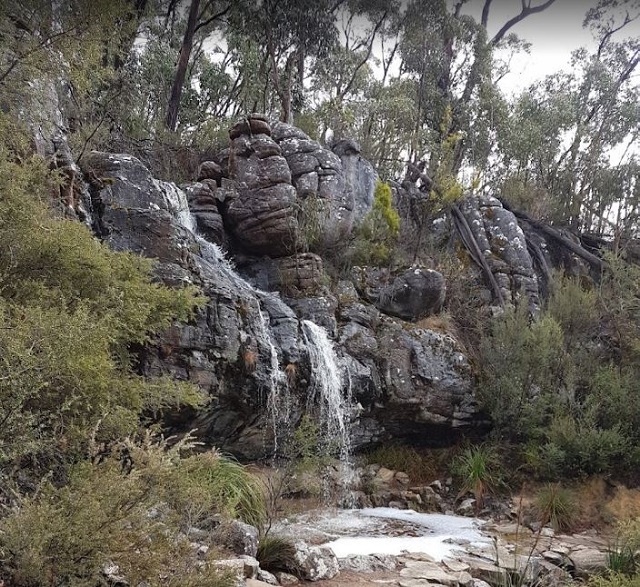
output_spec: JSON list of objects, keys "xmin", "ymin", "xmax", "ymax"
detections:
[
  {"xmin": 532, "ymin": 416, "xmax": 629, "ymax": 479},
  {"xmin": 0, "ymin": 438, "xmax": 241, "ymax": 587},
  {"xmin": 0, "ymin": 116, "xmax": 205, "ymax": 486},
  {"xmin": 479, "ymin": 307, "xmax": 572, "ymax": 442},
  {"xmin": 351, "ymin": 180, "xmax": 400, "ymax": 266}
]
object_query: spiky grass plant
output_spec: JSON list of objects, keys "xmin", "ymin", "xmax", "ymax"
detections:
[
  {"xmin": 452, "ymin": 444, "xmax": 502, "ymax": 511},
  {"xmin": 256, "ymin": 535, "xmax": 300, "ymax": 574},
  {"xmin": 182, "ymin": 450, "xmax": 267, "ymax": 530},
  {"xmin": 534, "ymin": 483, "xmax": 577, "ymax": 532}
]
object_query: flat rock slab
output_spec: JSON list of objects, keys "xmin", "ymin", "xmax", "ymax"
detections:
[
  {"xmin": 569, "ymin": 548, "xmax": 609, "ymax": 576},
  {"xmin": 399, "ymin": 562, "xmax": 458, "ymax": 585}
]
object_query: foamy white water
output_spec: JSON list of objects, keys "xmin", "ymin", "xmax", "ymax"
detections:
[{"xmin": 324, "ymin": 508, "xmax": 489, "ymax": 560}]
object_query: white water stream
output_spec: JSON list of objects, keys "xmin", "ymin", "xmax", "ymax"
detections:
[
  {"xmin": 274, "ymin": 507, "xmax": 490, "ymax": 561},
  {"xmin": 164, "ymin": 185, "xmax": 355, "ymax": 465},
  {"xmin": 302, "ymin": 320, "xmax": 353, "ymax": 466}
]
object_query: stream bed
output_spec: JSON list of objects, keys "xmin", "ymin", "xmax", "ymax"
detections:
[{"xmin": 274, "ymin": 507, "xmax": 491, "ymax": 560}]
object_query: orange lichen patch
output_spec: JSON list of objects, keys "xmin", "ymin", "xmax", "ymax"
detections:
[{"xmin": 243, "ymin": 349, "xmax": 257, "ymax": 373}]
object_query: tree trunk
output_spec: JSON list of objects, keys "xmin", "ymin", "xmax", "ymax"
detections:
[{"xmin": 165, "ymin": 0, "xmax": 200, "ymax": 132}]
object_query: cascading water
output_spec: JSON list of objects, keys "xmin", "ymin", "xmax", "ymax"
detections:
[
  {"xmin": 163, "ymin": 183, "xmax": 290, "ymax": 453},
  {"xmin": 302, "ymin": 320, "xmax": 356, "ymax": 499},
  {"xmin": 158, "ymin": 179, "xmax": 196, "ymax": 233}
]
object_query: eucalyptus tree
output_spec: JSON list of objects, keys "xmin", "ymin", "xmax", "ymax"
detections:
[
  {"xmin": 164, "ymin": 0, "xmax": 230, "ymax": 131},
  {"xmin": 495, "ymin": 0, "xmax": 640, "ymax": 237},
  {"xmin": 228, "ymin": 0, "xmax": 340, "ymax": 124}
]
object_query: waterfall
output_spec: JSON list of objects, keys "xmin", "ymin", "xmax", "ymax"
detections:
[
  {"xmin": 164, "ymin": 189, "xmax": 290, "ymax": 453},
  {"xmin": 157, "ymin": 179, "xmax": 196, "ymax": 233},
  {"xmin": 302, "ymin": 320, "xmax": 353, "ymax": 467}
]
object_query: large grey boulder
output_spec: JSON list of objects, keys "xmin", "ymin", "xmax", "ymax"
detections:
[
  {"xmin": 271, "ymin": 122, "xmax": 358, "ymax": 249},
  {"xmin": 332, "ymin": 138, "xmax": 377, "ymax": 224},
  {"xmin": 211, "ymin": 520, "xmax": 259, "ymax": 557},
  {"xmin": 354, "ymin": 267, "xmax": 446, "ymax": 321},
  {"xmin": 293, "ymin": 541, "xmax": 339, "ymax": 581},
  {"xmin": 225, "ymin": 117, "xmax": 300, "ymax": 257}
]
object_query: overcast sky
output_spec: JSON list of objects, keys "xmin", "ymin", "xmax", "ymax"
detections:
[{"xmin": 474, "ymin": 0, "xmax": 640, "ymax": 94}]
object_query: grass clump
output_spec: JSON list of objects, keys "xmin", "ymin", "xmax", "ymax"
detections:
[
  {"xmin": 365, "ymin": 443, "xmax": 436, "ymax": 484},
  {"xmin": 534, "ymin": 483, "xmax": 577, "ymax": 532},
  {"xmin": 256, "ymin": 535, "xmax": 300, "ymax": 575},
  {"xmin": 452, "ymin": 444, "xmax": 503, "ymax": 510}
]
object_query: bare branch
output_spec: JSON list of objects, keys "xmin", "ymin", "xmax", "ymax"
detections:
[
  {"xmin": 490, "ymin": 0, "xmax": 558, "ymax": 47},
  {"xmin": 481, "ymin": 0, "xmax": 493, "ymax": 28}
]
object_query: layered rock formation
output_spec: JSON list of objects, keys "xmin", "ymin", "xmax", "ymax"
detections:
[{"xmin": 79, "ymin": 115, "xmax": 486, "ymax": 457}]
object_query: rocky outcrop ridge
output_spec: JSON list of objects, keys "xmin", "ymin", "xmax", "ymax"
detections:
[
  {"xmin": 460, "ymin": 195, "xmax": 540, "ymax": 313},
  {"xmin": 80, "ymin": 136, "xmax": 481, "ymax": 457}
]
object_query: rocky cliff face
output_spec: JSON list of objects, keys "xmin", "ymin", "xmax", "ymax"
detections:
[{"xmin": 79, "ymin": 115, "xmax": 485, "ymax": 458}]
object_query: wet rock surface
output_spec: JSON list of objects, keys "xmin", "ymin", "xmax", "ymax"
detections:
[
  {"xmin": 81, "ymin": 148, "xmax": 482, "ymax": 456},
  {"xmin": 269, "ymin": 507, "xmax": 610, "ymax": 587}
]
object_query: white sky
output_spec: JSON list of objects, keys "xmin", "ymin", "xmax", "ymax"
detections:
[{"xmin": 474, "ymin": 0, "xmax": 640, "ymax": 94}]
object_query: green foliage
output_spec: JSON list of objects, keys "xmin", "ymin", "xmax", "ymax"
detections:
[
  {"xmin": 351, "ymin": 180, "xmax": 400, "ymax": 266},
  {"xmin": 256, "ymin": 535, "xmax": 300, "ymax": 575},
  {"xmin": 452, "ymin": 445, "xmax": 503, "ymax": 510},
  {"xmin": 529, "ymin": 417, "xmax": 629, "ymax": 479},
  {"xmin": 175, "ymin": 451, "xmax": 267, "ymax": 530},
  {"xmin": 607, "ymin": 542, "xmax": 638, "ymax": 576},
  {"xmin": 0, "ymin": 438, "xmax": 239, "ymax": 587},
  {"xmin": 534, "ymin": 483, "xmax": 577, "ymax": 532},
  {"xmin": 547, "ymin": 275, "xmax": 600, "ymax": 345},
  {"xmin": 590, "ymin": 574, "xmax": 640, "ymax": 587},
  {"xmin": 479, "ymin": 307, "xmax": 572, "ymax": 442},
  {"xmin": 0, "ymin": 117, "xmax": 205, "ymax": 486}
]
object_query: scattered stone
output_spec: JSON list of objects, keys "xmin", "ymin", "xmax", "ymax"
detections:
[
  {"xmin": 457, "ymin": 498, "xmax": 476, "ymax": 515},
  {"xmin": 542, "ymin": 551, "xmax": 565, "ymax": 566},
  {"xmin": 398, "ymin": 553, "xmax": 436, "ymax": 564},
  {"xmin": 399, "ymin": 561, "xmax": 459, "ymax": 585},
  {"xmin": 339, "ymin": 554, "xmax": 397, "ymax": 573},
  {"xmin": 442, "ymin": 558, "xmax": 471, "ymax": 573},
  {"xmin": 275, "ymin": 571, "xmax": 300, "ymax": 584},
  {"xmin": 212, "ymin": 520, "xmax": 259, "ymax": 558},
  {"xmin": 293, "ymin": 541, "xmax": 340, "ymax": 581},
  {"xmin": 238, "ymin": 555, "xmax": 260, "ymax": 578},
  {"xmin": 569, "ymin": 548, "xmax": 608, "ymax": 577},
  {"xmin": 256, "ymin": 569, "xmax": 279, "ymax": 585}
]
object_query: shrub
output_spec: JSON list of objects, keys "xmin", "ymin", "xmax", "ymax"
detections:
[
  {"xmin": 365, "ymin": 443, "xmax": 436, "ymax": 484},
  {"xmin": 478, "ymin": 307, "xmax": 572, "ymax": 442},
  {"xmin": 350, "ymin": 180, "xmax": 400, "ymax": 267},
  {"xmin": 0, "ymin": 442, "xmax": 235, "ymax": 587},
  {"xmin": 534, "ymin": 483, "xmax": 577, "ymax": 532},
  {"xmin": 533, "ymin": 416, "xmax": 629, "ymax": 479},
  {"xmin": 0, "ymin": 117, "xmax": 206, "ymax": 482}
]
